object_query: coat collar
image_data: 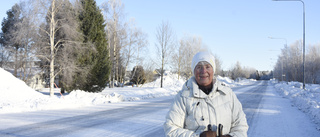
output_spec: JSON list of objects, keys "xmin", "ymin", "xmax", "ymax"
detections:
[{"xmin": 185, "ymin": 76, "xmax": 227, "ymax": 98}]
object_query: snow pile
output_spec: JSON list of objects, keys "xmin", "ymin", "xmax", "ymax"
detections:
[
  {"xmin": 217, "ymin": 75, "xmax": 256, "ymax": 87},
  {"xmin": 273, "ymin": 81, "xmax": 320, "ymax": 129},
  {"xmin": 0, "ymin": 68, "xmax": 51, "ymax": 112},
  {"xmin": 142, "ymin": 71, "xmax": 185, "ymax": 89},
  {"xmin": 217, "ymin": 75, "xmax": 235, "ymax": 86},
  {"xmin": 0, "ymin": 68, "xmax": 45, "ymax": 102},
  {"xmin": 0, "ymin": 68, "xmax": 125, "ymax": 113}
]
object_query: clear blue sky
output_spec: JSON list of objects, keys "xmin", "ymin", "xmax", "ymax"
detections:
[{"xmin": 1, "ymin": 0, "xmax": 319, "ymax": 71}]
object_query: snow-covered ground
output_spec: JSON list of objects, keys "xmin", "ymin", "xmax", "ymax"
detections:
[
  {"xmin": 0, "ymin": 68, "xmax": 182, "ymax": 113},
  {"xmin": 272, "ymin": 80, "xmax": 320, "ymax": 130},
  {"xmin": 248, "ymin": 81, "xmax": 320, "ymax": 136},
  {"xmin": 0, "ymin": 68, "xmax": 253, "ymax": 114},
  {"xmin": 1, "ymin": 67, "xmax": 319, "ymax": 134}
]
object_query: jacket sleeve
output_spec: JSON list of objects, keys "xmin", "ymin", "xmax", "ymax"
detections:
[
  {"xmin": 228, "ymin": 92, "xmax": 249, "ymax": 137},
  {"xmin": 163, "ymin": 92, "xmax": 199, "ymax": 137}
]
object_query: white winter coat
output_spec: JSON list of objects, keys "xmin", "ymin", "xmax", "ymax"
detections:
[{"xmin": 164, "ymin": 77, "xmax": 248, "ymax": 137}]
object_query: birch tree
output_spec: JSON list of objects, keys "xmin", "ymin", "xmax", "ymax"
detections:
[
  {"xmin": 155, "ymin": 21, "xmax": 176, "ymax": 88},
  {"xmin": 101, "ymin": 0, "xmax": 126, "ymax": 87},
  {"xmin": 34, "ymin": 0, "xmax": 84, "ymax": 96},
  {"xmin": 37, "ymin": 0, "xmax": 63, "ymax": 96},
  {"xmin": 122, "ymin": 21, "xmax": 138, "ymax": 76},
  {"xmin": 129, "ymin": 27, "xmax": 148, "ymax": 83},
  {"xmin": 102, "ymin": 0, "xmax": 148, "ymax": 86}
]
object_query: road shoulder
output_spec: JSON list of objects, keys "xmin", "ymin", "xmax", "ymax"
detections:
[{"xmin": 248, "ymin": 82, "xmax": 320, "ymax": 136}]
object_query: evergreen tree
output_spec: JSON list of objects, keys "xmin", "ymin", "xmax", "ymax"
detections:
[
  {"xmin": 0, "ymin": 4, "xmax": 23, "ymax": 77},
  {"xmin": 78, "ymin": 0, "xmax": 110, "ymax": 92}
]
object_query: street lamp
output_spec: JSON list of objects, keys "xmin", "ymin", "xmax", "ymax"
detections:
[
  {"xmin": 273, "ymin": 0, "xmax": 305, "ymax": 89},
  {"xmin": 268, "ymin": 37, "xmax": 287, "ymax": 82}
]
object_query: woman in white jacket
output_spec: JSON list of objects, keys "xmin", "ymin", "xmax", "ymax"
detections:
[{"xmin": 164, "ymin": 51, "xmax": 248, "ymax": 137}]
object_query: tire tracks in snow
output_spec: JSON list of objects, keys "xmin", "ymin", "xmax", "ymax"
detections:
[{"xmin": 235, "ymin": 81, "xmax": 268, "ymax": 127}]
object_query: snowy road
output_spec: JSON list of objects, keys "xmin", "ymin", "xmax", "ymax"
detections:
[
  {"xmin": 1, "ymin": 81, "xmax": 319, "ymax": 137},
  {"xmin": 237, "ymin": 81, "xmax": 319, "ymax": 136},
  {"xmin": 236, "ymin": 81, "xmax": 269, "ymax": 126},
  {"xmin": 0, "ymin": 96, "xmax": 172, "ymax": 137}
]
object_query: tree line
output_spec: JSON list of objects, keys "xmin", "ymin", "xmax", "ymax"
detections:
[
  {"xmin": 0, "ymin": 0, "xmax": 220, "ymax": 95},
  {"xmin": 273, "ymin": 40, "xmax": 320, "ymax": 84},
  {"xmin": 0, "ymin": 0, "xmax": 145, "ymax": 96},
  {"xmin": 0, "ymin": 0, "xmax": 273, "ymax": 96}
]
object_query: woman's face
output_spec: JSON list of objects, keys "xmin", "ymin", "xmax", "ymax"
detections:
[{"xmin": 194, "ymin": 62, "xmax": 214, "ymax": 87}]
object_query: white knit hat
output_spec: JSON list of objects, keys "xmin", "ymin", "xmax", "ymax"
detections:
[{"xmin": 191, "ymin": 51, "xmax": 216, "ymax": 75}]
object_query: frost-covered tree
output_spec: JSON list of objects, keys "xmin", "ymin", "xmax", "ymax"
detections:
[
  {"xmin": 230, "ymin": 61, "xmax": 257, "ymax": 80},
  {"xmin": 32, "ymin": 0, "xmax": 67, "ymax": 96},
  {"xmin": 172, "ymin": 34, "xmax": 223, "ymax": 80},
  {"xmin": 0, "ymin": 1, "xmax": 37, "ymax": 82},
  {"xmin": 155, "ymin": 21, "xmax": 176, "ymax": 88},
  {"xmin": 305, "ymin": 44, "xmax": 320, "ymax": 83},
  {"xmin": 101, "ymin": 0, "xmax": 149, "ymax": 85},
  {"xmin": 172, "ymin": 34, "xmax": 201, "ymax": 80},
  {"xmin": 53, "ymin": 0, "xmax": 85, "ymax": 93},
  {"xmin": 273, "ymin": 40, "xmax": 303, "ymax": 82},
  {"xmin": 213, "ymin": 54, "xmax": 223, "ymax": 76},
  {"xmin": 275, "ymin": 40, "xmax": 320, "ymax": 84},
  {"xmin": 32, "ymin": 0, "xmax": 88, "ymax": 96},
  {"xmin": 230, "ymin": 61, "xmax": 244, "ymax": 80}
]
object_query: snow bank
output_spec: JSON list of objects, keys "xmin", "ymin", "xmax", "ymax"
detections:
[
  {"xmin": 272, "ymin": 81, "xmax": 320, "ymax": 129},
  {"xmin": 0, "ymin": 68, "xmax": 45, "ymax": 101},
  {"xmin": 0, "ymin": 68, "xmax": 51, "ymax": 113},
  {"xmin": 0, "ymin": 68, "xmax": 122, "ymax": 113},
  {"xmin": 217, "ymin": 75, "xmax": 256, "ymax": 87},
  {"xmin": 142, "ymin": 71, "xmax": 185, "ymax": 88},
  {"xmin": 0, "ymin": 68, "xmax": 184, "ymax": 114}
]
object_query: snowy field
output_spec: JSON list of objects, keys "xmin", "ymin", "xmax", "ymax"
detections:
[{"xmin": 1, "ymin": 67, "xmax": 320, "ymax": 133}]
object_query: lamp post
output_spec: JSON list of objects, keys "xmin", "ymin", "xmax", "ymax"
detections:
[
  {"xmin": 268, "ymin": 37, "xmax": 287, "ymax": 82},
  {"xmin": 273, "ymin": 0, "xmax": 305, "ymax": 89}
]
